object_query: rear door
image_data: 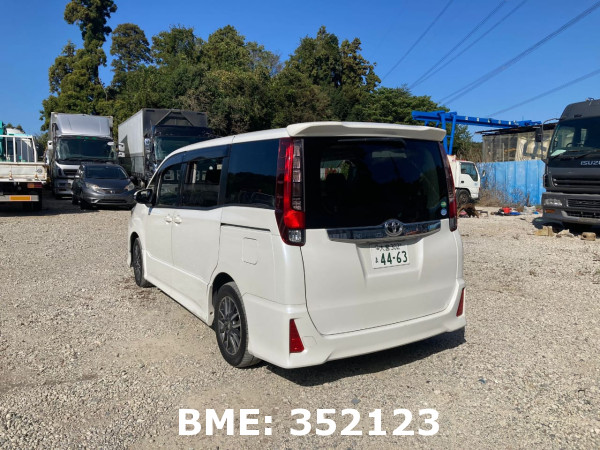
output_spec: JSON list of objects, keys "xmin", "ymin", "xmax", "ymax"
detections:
[
  {"xmin": 170, "ymin": 148, "xmax": 227, "ymax": 318},
  {"xmin": 301, "ymin": 137, "xmax": 459, "ymax": 335}
]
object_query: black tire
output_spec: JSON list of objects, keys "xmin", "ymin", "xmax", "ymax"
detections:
[
  {"xmin": 132, "ymin": 238, "xmax": 153, "ymax": 288},
  {"xmin": 457, "ymin": 189, "xmax": 471, "ymax": 206},
  {"xmin": 71, "ymin": 194, "xmax": 78, "ymax": 205},
  {"xmin": 79, "ymin": 198, "xmax": 91, "ymax": 210},
  {"xmin": 215, "ymin": 282, "xmax": 260, "ymax": 368}
]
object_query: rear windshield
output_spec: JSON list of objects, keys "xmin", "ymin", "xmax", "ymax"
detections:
[{"xmin": 303, "ymin": 137, "xmax": 449, "ymax": 228}]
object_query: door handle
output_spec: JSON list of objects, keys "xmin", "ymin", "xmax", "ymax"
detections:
[
  {"xmin": 173, "ymin": 216, "xmax": 182, "ymax": 224},
  {"xmin": 165, "ymin": 215, "xmax": 173, "ymax": 223}
]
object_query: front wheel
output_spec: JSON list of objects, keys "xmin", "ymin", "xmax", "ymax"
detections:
[
  {"xmin": 215, "ymin": 282, "xmax": 260, "ymax": 368},
  {"xmin": 457, "ymin": 189, "xmax": 471, "ymax": 206},
  {"xmin": 132, "ymin": 238, "xmax": 153, "ymax": 288}
]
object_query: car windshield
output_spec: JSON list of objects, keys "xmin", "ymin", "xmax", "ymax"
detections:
[
  {"xmin": 57, "ymin": 137, "xmax": 113, "ymax": 161},
  {"xmin": 303, "ymin": 137, "xmax": 449, "ymax": 228},
  {"xmin": 154, "ymin": 136, "xmax": 208, "ymax": 161},
  {"xmin": 85, "ymin": 166, "xmax": 128, "ymax": 179},
  {"xmin": 547, "ymin": 117, "xmax": 600, "ymax": 159}
]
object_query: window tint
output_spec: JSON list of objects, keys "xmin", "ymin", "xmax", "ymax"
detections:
[
  {"xmin": 157, "ymin": 163, "xmax": 183, "ymax": 207},
  {"xmin": 225, "ymin": 140, "xmax": 278, "ymax": 208},
  {"xmin": 181, "ymin": 157, "xmax": 223, "ymax": 208},
  {"xmin": 304, "ymin": 138, "xmax": 448, "ymax": 228}
]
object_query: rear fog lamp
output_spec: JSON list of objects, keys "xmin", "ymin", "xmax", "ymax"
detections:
[{"xmin": 289, "ymin": 319, "xmax": 305, "ymax": 353}]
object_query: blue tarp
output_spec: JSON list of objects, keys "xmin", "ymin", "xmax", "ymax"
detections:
[{"xmin": 477, "ymin": 160, "xmax": 546, "ymax": 205}]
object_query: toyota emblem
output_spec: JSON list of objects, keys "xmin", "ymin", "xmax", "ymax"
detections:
[{"xmin": 384, "ymin": 219, "xmax": 404, "ymax": 237}]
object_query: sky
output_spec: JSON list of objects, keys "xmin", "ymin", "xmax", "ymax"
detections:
[{"xmin": 3, "ymin": 0, "xmax": 600, "ymax": 138}]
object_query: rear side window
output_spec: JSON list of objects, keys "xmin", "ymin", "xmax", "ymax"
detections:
[
  {"xmin": 225, "ymin": 140, "xmax": 278, "ymax": 208},
  {"xmin": 157, "ymin": 163, "xmax": 183, "ymax": 207},
  {"xmin": 303, "ymin": 138, "xmax": 449, "ymax": 228},
  {"xmin": 181, "ymin": 157, "xmax": 223, "ymax": 208}
]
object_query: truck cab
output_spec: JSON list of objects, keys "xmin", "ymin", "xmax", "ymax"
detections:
[
  {"xmin": 448, "ymin": 155, "xmax": 480, "ymax": 205},
  {"xmin": 48, "ymin": 113, "xmax": 116, "ymax": 197},
  {"xmin": 542, "ymin": 99, "xmax": 600, "ymax": 228}
]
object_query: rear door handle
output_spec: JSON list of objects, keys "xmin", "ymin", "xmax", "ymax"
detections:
[
  {"xmin": 165, "ymin": 215, "xmax": 173, "ymax": 223},
  {"xmin": 173, "ymin": 216, "xmax": 182, "ymax": 224}
]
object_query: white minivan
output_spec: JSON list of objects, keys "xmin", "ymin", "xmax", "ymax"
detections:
[{"xmin": 128, "ymin": 122, "xmax": 465, "ymax": 368}]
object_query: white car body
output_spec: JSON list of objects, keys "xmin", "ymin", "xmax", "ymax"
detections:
[{"xmin": 128, "ymin": 122, "xmax": 465, "ymax": 368}]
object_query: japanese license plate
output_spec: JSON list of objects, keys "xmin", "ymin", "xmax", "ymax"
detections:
[{"xmin": 370, "ymin": 244, "xmax": 409, "ymax": 269}]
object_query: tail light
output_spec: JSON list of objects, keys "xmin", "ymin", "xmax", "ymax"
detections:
[
  {"xmin": 456, "ymin": 288, "xmax": 465, "ymax": 317},
  {"xmin": 440, "ymin": 146, "xmax": 457, "ymax": 231},
  {"xmin": 27, "ymin": 182, "xmax": 43, "ymax": 189},
  {"xmin": 289, "ymin": 319, "xmax": 305, "ymax": 353},
  {"xmin": 275, "ymin": 138, "xmax": 305, "ymax": 245}
]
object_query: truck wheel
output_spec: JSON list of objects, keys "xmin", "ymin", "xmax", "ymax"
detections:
[
  {"xmin": 214, "ymin": 282, "xmax": 260, "ymax": 368},
  {"xmin": 33, "ymin": 196, "xmax": 43, "ymax": 212},
  {"xmin": 71, "ymin": 194, "xmax": 78, "ymax": 205},
  {"xmin": 457, "ymin": 190, "xmax": 471, "ymax": 206},
  {"xmin": 79, "ymin": 199, "xmax": 91, "ymax": 210}
]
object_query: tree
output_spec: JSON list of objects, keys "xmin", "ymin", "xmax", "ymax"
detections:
[
  {"xmin": 41, "ymin": 1, "xmax": 118, "ymax": 129},
  {"xmin": 285, "ymin": 27, "xmax": 379, "ymax": 120},
  {"xmin": 110, "ymin": 23, "xmax": 152, "ymax": 73},
  {"xmin": 151, "ymin": 26, "xmax": 201, "ymax": 66},
  {"xmin": 64, "ymin": 0, "xmax": 117, "ymax": 52}
]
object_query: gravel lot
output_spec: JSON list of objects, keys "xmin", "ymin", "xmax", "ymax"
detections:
[{"xmin": 1, "ymin": 191, "xmax": 599, "ymax": 448}]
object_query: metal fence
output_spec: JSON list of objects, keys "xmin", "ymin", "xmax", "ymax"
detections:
[{"xmin": 477, "ymin": 159, "xmax": 546, "ymax": 205}]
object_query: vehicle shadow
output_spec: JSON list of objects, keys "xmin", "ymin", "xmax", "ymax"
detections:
[
  {"xmin": 0, "ymin": 190, "xmax": 131, "ymax": 217},
  {"xmin": 267, "ymin": 328, "xmax": 466, "ymax": 386}
]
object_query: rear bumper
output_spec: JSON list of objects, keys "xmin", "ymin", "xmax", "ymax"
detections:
[
  {"xmin": 0, "ymin": 194, "xmax": 40, "ymax": 202},
  {"xmin": 542, "ymin": 192, "xmax": 600, "ymax": 224},
  {"xmin": 243, "ymin": 281, "xmax": 466, "ymax": 369}
]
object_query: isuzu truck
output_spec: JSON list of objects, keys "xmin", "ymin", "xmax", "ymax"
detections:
[
  {"xmin": 118, "ymin": 109, "xmax": 212, "ymax": 186},
  {"xmin": 542, "ymin": 99, "xmax": 600, "ymax": 229},
  {"xmin": 47, "ymin": 113, "xmax": 116, "ymax": 197}
]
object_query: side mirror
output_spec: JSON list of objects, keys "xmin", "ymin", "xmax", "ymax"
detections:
[
  {"xmin": 129, "ymin": 176, "xmax": 135, "ymax": 182},
  {"xmin": 47, "ymin": 141, "xmax": 53, "ymax": 150},
  {"xmin": 534, "ymin": 128, "xmax": 542, "ymax": 143},
  {"xmin": 135, "ymin": 188, "xmax": 153, "ymax": 205},
  {"xmin": 144, "ymin": 138, "xmax": 151, "ymax": 151}
]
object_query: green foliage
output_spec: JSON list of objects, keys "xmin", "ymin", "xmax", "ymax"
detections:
[
  {"xmin": 40, "ymin": 11, "xmax": 475, "ymax": 151},
  {"xmin": 110, "ymin": 23, "xmax": 152, "ymax": 73},
  {"xmin": 64, "ymin": 0, "xmax": 117, "ymax": 51}
]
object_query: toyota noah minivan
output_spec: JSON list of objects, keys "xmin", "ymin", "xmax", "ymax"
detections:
[{"xmin": 128, "ymin": 122, "xmax": 465, "ymax": 368}]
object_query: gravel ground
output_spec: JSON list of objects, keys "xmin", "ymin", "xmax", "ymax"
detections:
[{"xmin": 1, "ymin": 192, "xmax": 599, "ymax": 449}]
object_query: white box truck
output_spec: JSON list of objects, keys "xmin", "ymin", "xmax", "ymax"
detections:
[
  {"xmin": 118, "ymin": 109, "xmax": 212, "ymax": 186},
  {"xmin": 46, "ymin": 113, "xmax": 116, "ymax": 197}
]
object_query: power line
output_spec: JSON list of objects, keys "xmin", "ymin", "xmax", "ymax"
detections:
[
  {"xmin": 409, "ymin": 0, "xmax": 506, "ymax": 89},
  {"xmin": 489, "ymin": 68, "xmax": 600, "ymax": 117},
  {"xmin": 440, "ymin": 1, "xmax": 600, "ymax": 105},
  {"xmin": 381, "ymin": 0, "xmax": 454, "ymax": 82},
  {"xmin": 414, "ymin": 0, "xmax": 527, "ymax": 88}
]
